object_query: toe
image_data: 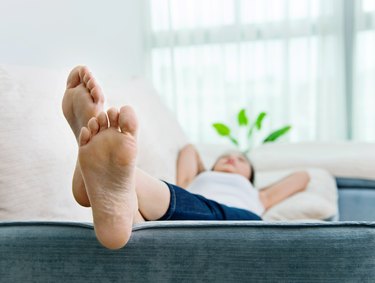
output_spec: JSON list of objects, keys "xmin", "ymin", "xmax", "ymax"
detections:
[
  {"xmin": 82, "ymin": 71, "xmax": 92, "ymax": 86},
  {"xmin": 88, "ymin": 117, "xmax": 100, "ymax": 136},
  {"xmin": 82, "ymin": 68, "xmax": 104, "ymax": 103},
  {"xmin": 86, "ymin": 77, "xmax": 96, "ymax": 90},
  {"xmin": 97, "ymin": 112, "xmax": 109, "ymax": 131},
  {"xmin": 119, "ymin": 106, "xmax": 138, "ymax": 137},
  {"xmin": 66, "ymin": 65, "xmax": 85, "ymax": 89},
  {"xmin": 90, "ymin": 85, "xmax": 104, "ymax": 104},
  {"xmin": 107, "ymin": 107, "xmax": 119, "ymax": 129},
  {"xmin": 79, "ymin": 66, "xmax": 91, "ymax": 84},
  {"xmin": 81, "ymin": 71, "xmax": 104, "ymax": 104},
  {"xmin": 88, "ymin": 78, "xmax": 104, "ymax": 104},
  {"xmin": 79, "ymin": 127, "xmax": 91, "ymax": 146}
]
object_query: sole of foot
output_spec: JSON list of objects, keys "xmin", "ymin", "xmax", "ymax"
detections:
[
  {"xmin": 78, "ymin": 106, "xmax": 138, "ymax": 250},
  {"xmin": 62, "ymin": 66, "xmax": 105, "ymax": 207}
]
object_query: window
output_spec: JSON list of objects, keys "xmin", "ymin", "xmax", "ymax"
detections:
[
  {"xmin": 353, "ymin": 0, "xmax": 375, "ymax": 141},
  {"xmin": 149, "ymin": 0, "xmax": 375, "ymax": 144}
]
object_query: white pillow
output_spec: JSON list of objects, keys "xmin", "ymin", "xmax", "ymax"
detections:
[
  {"xmin": 257, "ymin": 168, "xmax": 338, "ymax": 221},
  {"xmin": 0, "ymin": 64, "xmax": 92, "ymax": 222}
]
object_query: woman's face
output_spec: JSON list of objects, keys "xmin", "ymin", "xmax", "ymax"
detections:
[{"xmin": 212, "ymin": 152, "xmax": 252, "ymax": 179}]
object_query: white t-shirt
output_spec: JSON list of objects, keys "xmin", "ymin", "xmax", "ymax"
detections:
[{"xmin": 187, "ymin": 171, "xmax": 265, "ymax": 216}]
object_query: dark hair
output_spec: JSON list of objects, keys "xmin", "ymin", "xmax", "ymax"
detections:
[
  {"xmin": 211, "ymin": 152, "xmax": 256, "ymax": 185},
  {"xmin": 242, "ymin": 154, "xmax": 255, "ymax": 184}
]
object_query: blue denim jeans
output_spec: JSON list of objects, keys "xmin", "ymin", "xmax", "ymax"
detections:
[{"xmin": 158, "ymin": 181, "xmax": 262, "ymax": 221}]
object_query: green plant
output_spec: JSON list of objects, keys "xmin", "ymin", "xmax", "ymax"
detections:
[{"xmin": 212, "ymin": 108, "xmax": 291, "ymax": 153}]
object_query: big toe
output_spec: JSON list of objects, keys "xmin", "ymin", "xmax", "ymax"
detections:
[
  {"xmin": 119, "ymin": 106, "xmax": 138, "ymax": 137},
  {"xmin": 79, "ymin": 127, "xmax": 91, "ymax": 146},
  {"xmin": 66, "ymin": 65, "xmax": 90, "ymax": 89}
]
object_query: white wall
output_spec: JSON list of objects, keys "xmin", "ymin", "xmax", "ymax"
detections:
[{"xmin": 0, "ymin": 0, "xmax": 148, "ymax": 87}]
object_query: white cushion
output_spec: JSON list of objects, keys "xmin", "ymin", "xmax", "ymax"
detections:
[
  {"xmin": 251, "ymin": 142, "xmax": 375, "ymax": 180},
  {"xmin": 257, "ymin": 168, "xmax": 338, "ymax": 221},
  {"xmin": 0, "ymin": 64, "xmax": 92, "ymax": 222}
]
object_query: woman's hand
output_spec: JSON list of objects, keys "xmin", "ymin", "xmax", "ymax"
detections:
[{"xmin": 259, "ymin": 170, "xmax": 310, "ymax": 210}]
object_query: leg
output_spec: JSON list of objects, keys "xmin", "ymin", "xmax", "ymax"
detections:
[
  {"xmin": 135, "ymin": 168, "xmax": 171, "ymax": 220},
  {"xmin": 135, "ymin": 169, "xmax": 261, "ymax": 221}
]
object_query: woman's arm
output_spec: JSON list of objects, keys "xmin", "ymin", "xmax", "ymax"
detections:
[
  {"xmin": 176, "ymin": 144, "xmax": 206, "ymax": 188},
  {"xmin": 259, "ymin": 171, "xmax": 310, "ymax": 211}
]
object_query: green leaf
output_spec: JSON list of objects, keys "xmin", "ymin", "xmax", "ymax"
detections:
[
  {"xmin": 255, "ymin": 112, "xmax": 267, "ymax": 130},
  {"xmin": 212, "ymin": 123, "xmax": 231, "ymax": 136},
  {"xmin": 263, "ymin": 125, "xmax": 291, "ymax": 143},
  {"xmin": 237, "ymin": 109, "xmax": 248, "ymax": 126}
]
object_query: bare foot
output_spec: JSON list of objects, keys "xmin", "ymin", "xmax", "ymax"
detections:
[
  {"xmin": 62, "ymin": 66, "xmax": 104, "ymax": 207},
  {"xmin": 78, "ymin": 106, "xmax": 138, "ymax": 249}
]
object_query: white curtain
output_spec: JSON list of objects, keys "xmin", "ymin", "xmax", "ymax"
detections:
[
  {"xmin": 353, "ymin": 0, "xmax": 375, "ymax": 141},
  {"xmin": 148, "ymin": 0, "xmax": 372, "ymax": 145}
]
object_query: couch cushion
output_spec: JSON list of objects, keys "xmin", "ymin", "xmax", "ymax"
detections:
[
  {"xmin": 0, "ymin": 64, "xmax": 92, "ymax": 222},
  {"xmin": 251, "ymin": 142, "xmax": 375, "ymax": 180},
  {"xmin": 257, "ymin": 168, "xmax": 338, "ymax": 221},
  {"xmin": 1, "ymin": 221, "xmax": 374, "ymax": 282}
]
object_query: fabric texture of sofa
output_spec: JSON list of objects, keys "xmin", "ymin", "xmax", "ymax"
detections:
[
  {"xmin": 0, "ymin": 64, "xmax": 375, "ymax": 282},
  {"xmin": 1, "ymin": 221, "xmax": 375, "ymax": 282}
]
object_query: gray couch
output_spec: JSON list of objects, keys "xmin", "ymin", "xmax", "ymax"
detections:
[
  {"xmin": 1, "ymin": 65, "xmax": 374, "ymax": 282},
  {"xmin": 1, "ymin": 177, "xmax": 374, "ymax": 283}
]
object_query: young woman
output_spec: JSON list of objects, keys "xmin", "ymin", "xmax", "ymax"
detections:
[
  {"xmin": 176, "ymin": 144, "xmax": 310, "ymax": 219},
  {"xmin": 62, "ymin": 66, "xmax": 310, "ymax": 250}
]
